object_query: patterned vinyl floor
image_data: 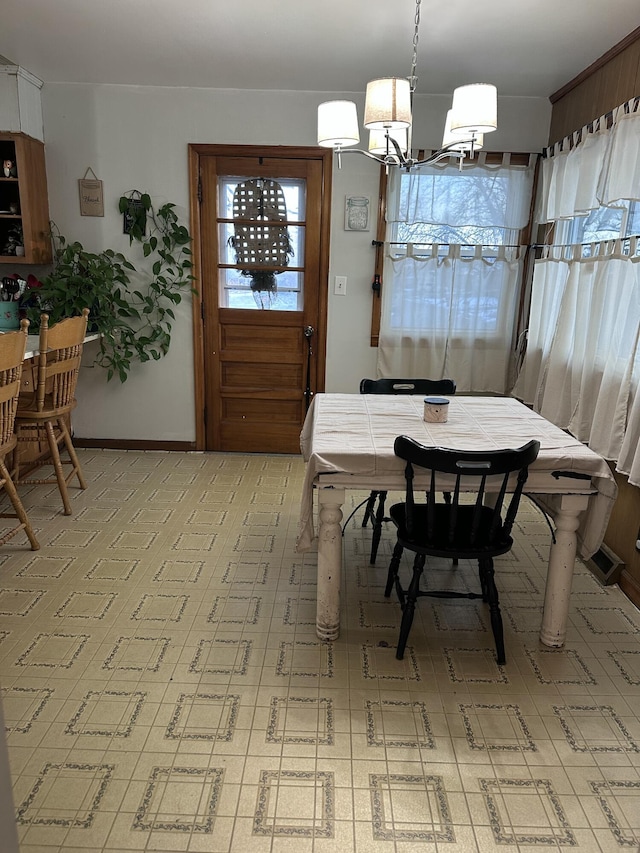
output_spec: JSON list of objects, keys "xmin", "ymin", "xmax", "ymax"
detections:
[{"xmin": 0, "ymin": 449, "xmax": 639, "ymax": 852}]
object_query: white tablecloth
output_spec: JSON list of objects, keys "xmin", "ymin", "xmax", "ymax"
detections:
[
  {"xmin": 23, "ymin": 332, "xmax": 101, "ymax": 360},
  {"xmin": 297, "ymin": 394, "xmax": 617, "ymax": 558}
]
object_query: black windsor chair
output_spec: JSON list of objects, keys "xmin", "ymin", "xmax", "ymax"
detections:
[
  {"xmin": 355, "ymin": 378, "xmax": 456, "ymax": 565},
  {"xmin": 385, "ymin": 434, "xmax": 540, "ymax": 663}
]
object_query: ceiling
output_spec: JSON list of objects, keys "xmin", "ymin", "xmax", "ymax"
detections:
[{"xmin": 1, "ymin": 0, "xmax": 638, "ymax": 99}]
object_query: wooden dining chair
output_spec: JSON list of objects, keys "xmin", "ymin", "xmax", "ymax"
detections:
[
  {"xmin": 357, "ymin": 378, "xmax": 456, "ymax": 564},
  {"xmin": 385, "ymin": 434, "xmax": 540, "ymax": 663},
  {"xmin": 13, "ymin": 309, "xmax": 90, "ymax": 516},
  {"xmin": 0, "ymin": 319, "xmax": 39, "ymax": 550}
]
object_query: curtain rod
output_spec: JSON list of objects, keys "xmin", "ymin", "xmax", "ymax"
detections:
[
  {"xmin": 387, "ymin": 241, "xmax": 524, "ymax": 248},
  {"xmin": 544, "ymin": 95, "xmax": 639, "ymax": 157}
]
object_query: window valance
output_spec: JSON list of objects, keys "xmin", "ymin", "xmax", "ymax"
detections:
[
  {"xmin": 539, "ymin": 97, "xmax": 640, "ymax": 223},
  {"xmin": 388, "ymin": 153, "xmax": 536, "ymax": 234}
]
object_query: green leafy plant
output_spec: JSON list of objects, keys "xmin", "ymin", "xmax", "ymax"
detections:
[{"xmin": 24, "ymin": 192, "xmax": 194, "ymax": 382}]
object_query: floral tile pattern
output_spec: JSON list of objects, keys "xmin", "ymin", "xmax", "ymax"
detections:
[
  {"xmin": 253, "ymin": 769, "xmax": 334, "ymax": 837},
  {"xmin": 133, "ymin": 766, "xmax": 224, "ymax": 832},
  {"xmin": 16, "ymin": 763, "xmax": 114, "ymax": 828},
  {"xmin": 480, "ymin": 778, "xmax": 576, "ymax": 846},
  {"xmin": 0, "ymin": 449, "xmax": 638, "ymax": 853},
  {"xmin": 369, "ymin": 773, "xmax": 454, "ymax": 841}
]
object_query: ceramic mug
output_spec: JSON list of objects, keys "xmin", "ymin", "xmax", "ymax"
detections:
[{"xmin": 423, "ymin": 395, "xmax": 450, "ymax": 423}]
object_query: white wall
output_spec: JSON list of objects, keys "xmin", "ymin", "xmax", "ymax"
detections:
[{"xmin": 21, "ymin": 83, "xmax": 550, "ymax": 441}]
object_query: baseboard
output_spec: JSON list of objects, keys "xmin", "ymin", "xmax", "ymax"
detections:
[
  {"xmin": 619, "ymin": 569, "xmax": 640, "ymax": 610},
  {"xmin": 74, "ymin": 438, "xmax": 197, "ymax": 452}
]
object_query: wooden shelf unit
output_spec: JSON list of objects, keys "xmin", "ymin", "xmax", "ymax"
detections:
[{"xmin": 0, "ymin": 131, "xmax": 51, "ymax": 265}]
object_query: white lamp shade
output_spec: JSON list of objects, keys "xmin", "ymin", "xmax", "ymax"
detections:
[
  {"xmin": 368, "ymin": 127, "xmax": 408, "ymax": 156},
  {"xmin": 449, "ymin": 83, "xmax": 497, "ymax": 135},
  {"xmin": 363, "ymin": 78, "xmax": 412, "ymax": 130},
  {"xmin": 441, "ymin": 110, "xmax": 484, "ymax": 152},
  {"xmin": 317, "ymin": 101, "xmax": 360, "ymax": 148}
]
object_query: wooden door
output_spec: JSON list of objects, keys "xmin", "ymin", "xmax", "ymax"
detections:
[{"xmin": 190, "ymin": 145, "xmax": 331, "ymax": 453}]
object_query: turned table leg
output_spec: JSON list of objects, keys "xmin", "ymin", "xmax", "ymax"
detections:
[
  {"xmin": 539, "ymin": 493, "xmax": 590, "ymax": 647},
  {"xmin": 316, "ymin": 488, "xmax": 344, "ymax": 641}
]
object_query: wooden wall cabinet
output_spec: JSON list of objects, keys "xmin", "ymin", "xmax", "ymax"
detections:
[{"xmin": 0, "ymin": 131, "xmax": 51, "ymax": 265}]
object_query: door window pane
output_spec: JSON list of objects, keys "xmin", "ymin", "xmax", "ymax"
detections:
[
  {"xmin": 218, "ymin": 223, "xmax": 305, "ymax": 267},
  {"xmin": 218, "ymin": 176, "xmax": 306, "ymax": 310},
  {"xmin": 220, "ymin": 269, "xmax": 303, "ymax": 310}
]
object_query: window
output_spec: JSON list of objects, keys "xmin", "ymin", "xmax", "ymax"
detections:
[
  {"xmin": 376, "ymin": 154, "xmax": 536, "ymax": 392},
  {"xmin": 392, "ymin": 166, "xmax": 525, "ymax": 246},
  {"xmin": 217, "ymin": 176, "xmax": 306, "ymax": 310},
  {"xmin": 553, "ymin": 200, "xmax": 640, "ymax": 246}
]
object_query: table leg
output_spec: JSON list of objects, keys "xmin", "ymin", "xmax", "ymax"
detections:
[
  {"xmin": 539, "ymin": 493, "xmax": 590, "ymax": 647},
  {"xmin": 316, "ymin": 488, "xmax": 344, "ymax": 642}
]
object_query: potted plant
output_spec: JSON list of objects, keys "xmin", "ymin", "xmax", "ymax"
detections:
[{"xmin": 24, "ymin": 192, "xmax": 194, "ymax": 382}]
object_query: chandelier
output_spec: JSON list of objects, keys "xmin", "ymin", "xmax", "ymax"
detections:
[{"xmin": 317, "ymin": 0, "xmax": 498, "ymax": 170}]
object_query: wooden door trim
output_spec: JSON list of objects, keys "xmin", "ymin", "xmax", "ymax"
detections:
[
  {"xmin": 188, "ymin": 143, "xmax": 332, "ymax": 451},
  {"xmin": 188, "ymin": 144, "xmax": 206, "ymax": 450}
]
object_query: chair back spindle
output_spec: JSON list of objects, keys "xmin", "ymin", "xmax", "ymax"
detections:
[
  {"xmin": 14, "ymin": 309, "xmax": 90, "ymax": 516},
  {"xmin": 0, "ymin": 320, "xmax": 29, "ymax": 444},
  {"xmin": 0, "ymin": 320, "xmax": 39, "ymax": 549},
  {"xmin": 355, "ymin": 377, "xmax": 456, "ymax": 565},
  {"xmin": 396, "ymin": 436, "xmax": 539, "ymax": 556}
]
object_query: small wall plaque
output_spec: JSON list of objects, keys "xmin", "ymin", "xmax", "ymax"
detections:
[
  {"xmin": 344, "ymin": 195, "xmax": 371, "ymax": 231},
  {"xmin": 78, "ymin": 167, "xmax": 104, "ymax": 217}
]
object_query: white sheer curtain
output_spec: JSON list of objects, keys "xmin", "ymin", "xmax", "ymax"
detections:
[
  {"xmin": 513, "ymin": 253, "xmax": 567, "ymax": 405},
  {"xmin": 598, "ymin": 99, "xmax": 640, "ymax": 206},
  {"xmin": 539, "ymin": 126, "xmax": 611, "ymax": 221},
  {"xmin": 378, "ymin": 244, "xmax": 524, "ymax": 391},
  {"xmin": 517, "ymin": 96, "xmax": 640, "ymax": 485},
  {"xmin": 394, "ymin": 154, "xmax": 535, "ymax": 237},
  {"xmin": 378, "ymin": 154, "xmax": 535, "ymax": 392},
  {"xmin": 539, "ymin": 98, "xmax": 640, "ymax": 222},
  {"xmin": 514, "ymin": 241, "xmax": 640, "ymax": 483},
  {"xmin": 619, "ymin": 353, "xmax": 640, "ymax": 486}
]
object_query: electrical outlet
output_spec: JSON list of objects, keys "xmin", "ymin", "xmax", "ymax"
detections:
[{"xmin": 334, "ymin": 275, "xmax": 347, "ymax": 295}]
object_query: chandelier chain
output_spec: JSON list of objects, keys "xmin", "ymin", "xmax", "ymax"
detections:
[{"xmin": 409, "ymin": 0, "xmax": 421, "ymax": 93}]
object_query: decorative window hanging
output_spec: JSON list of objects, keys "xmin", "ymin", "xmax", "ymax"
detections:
[{"xmin": 228, "ymin": 178, "xmax": 294, "ymax": 308}]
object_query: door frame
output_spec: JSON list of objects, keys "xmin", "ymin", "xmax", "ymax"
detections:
[{"xmin": 188, "ymin": 144, "xmax": 332, "ymax": 451}]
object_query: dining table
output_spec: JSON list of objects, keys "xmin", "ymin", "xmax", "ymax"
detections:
[
  {"xmin": 297, "ymin": 393, "xmax": 618, "ymax": 647},
  {"xmin": 24, "ymin": 334, "xmax": 42, "ymax": 360}
]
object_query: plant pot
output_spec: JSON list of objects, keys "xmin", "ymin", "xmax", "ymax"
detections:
[
  {"xmin": 0, "ymin": 302, "xmax": 20, "ymax": 330},
  {"xmin": 15, "ymin": 245, "xmax": 25, "ymax": 257}
]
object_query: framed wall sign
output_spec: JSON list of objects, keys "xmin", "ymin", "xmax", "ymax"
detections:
[
  {"xmin": 78, "ymin": 168, "xmax": 104, "ymax": 217},
  {"xmin": 344, "ymin": 195, "xmax": 371, "ymax": 231}
]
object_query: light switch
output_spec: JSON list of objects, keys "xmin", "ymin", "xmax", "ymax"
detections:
[{"xmin": 334, "ymin": 275, "xmax": 347, "ymax": 295}]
